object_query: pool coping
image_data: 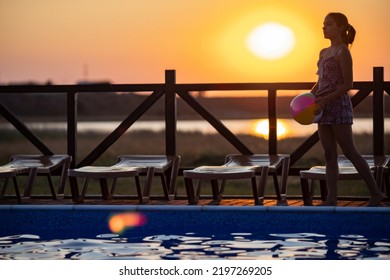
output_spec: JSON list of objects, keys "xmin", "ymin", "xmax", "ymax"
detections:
[{"xmin": 1, "ymin": 204, "xmax": 390, "ymax": 214}]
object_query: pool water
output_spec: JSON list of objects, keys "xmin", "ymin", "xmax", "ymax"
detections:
[
  {"xmin": 0, "ymin": 205, "xmax": 389, "ymax": 260},
  {"xmin": 1, "ymin": 232, "xmax": 389, "ymax": 260}
]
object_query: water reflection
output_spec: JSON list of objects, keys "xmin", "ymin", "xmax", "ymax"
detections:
[
  {"xmin": 252, "ymin": 119, "xmax": 288, "ymax": 139},
  {"xmin": 0, "ymin": 233, "xmax": 389, "ymax": 260},
  {"xmin": 0, "ymin": 118, "xmax": 387, "ymax": 139}
]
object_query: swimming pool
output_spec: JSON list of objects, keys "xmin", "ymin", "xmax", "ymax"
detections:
[{"xmin": 0, "ymin": 205, "xmax": 389, "ymax": 260}]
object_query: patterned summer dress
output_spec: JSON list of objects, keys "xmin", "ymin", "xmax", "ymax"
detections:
[{"xmin": 315, "ymin": 48, "xmax": 353, "ymax": 125}]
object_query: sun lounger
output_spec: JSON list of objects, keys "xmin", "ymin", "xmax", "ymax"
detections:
[
  {"xmin": 300, "ymin": 155, "xmax": 390, "ymax": 206},
  {"xmin": 0, "ymin": 154, "xmax": 71, "ymax": 201},
  {"xmin": 183, "ymin": 154, "xmax": 290, "ymax": 205},
  {"xmin": 68, "ymin": 164, "xmax": 142, "ymax": 202},
  {"xmin": 68, "ymin": 155, "xmax": 180, "ymax": 203}
]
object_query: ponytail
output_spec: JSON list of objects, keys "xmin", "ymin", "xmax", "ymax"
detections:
[{"xmin": 344, "ymin": 24, "xmax": 356, "ymax": 45}]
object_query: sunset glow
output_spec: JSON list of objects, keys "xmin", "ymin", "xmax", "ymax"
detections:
[
  {"xmin": 253, "ymin": 119, "xmax": 288, "ymax": 139},
  {"xmin": 1, "ymin": 1, "xmax": 389, "ymax": 84},
  {"xmin": 246, "ymin": 22, "xmax": 295, "ymax": 60}
]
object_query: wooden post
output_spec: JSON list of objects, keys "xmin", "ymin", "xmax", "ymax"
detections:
[
  {"xmin": 268, "ymin": 89, "xmax": 277, "ymax": 154},
  {"xmin": 373, "ymin": 67, "xmax": 384, "ymax": 155},
  {"xmin": 67, "ymin": 91, "xmax": 78, "ymax": 168},
  {"xmin": 165, "ymin": 70, "xmax": 177, "ymax": 156},
  {"xmin": 66, "ymin": 91, "xmax": 81, "ymax": 202}
]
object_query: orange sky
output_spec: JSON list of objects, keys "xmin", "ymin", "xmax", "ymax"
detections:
[{"xmin": 1, "ymin": 0, "xmax": 389, "ymax": 85}]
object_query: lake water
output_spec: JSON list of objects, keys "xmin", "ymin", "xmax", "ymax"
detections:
[{"xmin": 0, "ymin": 118, "xmax": 388, "ymax": 138}]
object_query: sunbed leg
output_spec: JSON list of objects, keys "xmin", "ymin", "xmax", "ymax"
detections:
[
  {"xmin": 80, "ymin": 178, "xmax": 89, "ymax": 201},
  {"xmin": 195, "ymin": 179, "xmax": 202, "ymax": 198},
  {"xmin": 69, "ymin": 176, "xmax": 83, "ymax": 203},
  {"xmin": 143, "ymin": 167, "xmax": 155, "ymax": 202},
  {"xmin": 160, "ymin": 174, "xmax": 169, "ymax": 200},
  {"xmin": 99, "ymin": 178, "xmax": 110, "ymax": 200},
  {"xmin": 0, "ymin": 177, "xmax": 21, "ymax": 204},
  {"xmin": 58, "ymin": 157, "xmax": 71, "ymax": 194},
  {"xmin": 279, "ymin": 156, "xmax": 290, "ymax": 204},
  {"xmin": 168, "ymin": 155, "xmax": 180, "ymax": 200},
  {"xmin": 12, "ymin": 177, "xmax": 21, "ymax": 204},
  {"xmin": 210, "ymin": 179, "xmax": 222, "ymax": 201},
  {"xmin": 134, "ymin": 176, "xmax": 145, "ymax": 204},
  {"xmin": 219, "ymin": 180, "xmax": 226, "ymax": 197},
  {"xmin": 257, "ymin": 166, "xmax": 268, "ymax": 206},
  {"xmin": 0, "ymin": 178, "xmax": 8, "ymax": 199},
  {"xmin": 184, "ymin": 177, "xmax": 198, "ymax": 205},
  {"xmin": 251, "ymin": 176, "xmax": 261, "ymax": 205},
  {"xmin": 319, "ymin": 180, "xmax": 327, "ymax": 201},
  {"xmin": 273, "ymin": 174, "xmax": 281, "ymax": 200},
  {"xmin": 109, "ymin": 178, "xmax": 118, "ymax": 198},
  {"xmin": 46, "ymin": 174, "xmax": 57, "ymax": 200},
  {"xmin": 375, "ymin": 166, "xmax": 385, "ymax": 193},
  {"xmin": 23, "ymin": 167, "xmax": 38, "ymax": 197},
  {"xmin": 300, "ymin": 177, "xmax": 313, "ymax": 206}
]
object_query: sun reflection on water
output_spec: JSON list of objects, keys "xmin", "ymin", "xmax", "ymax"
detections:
[{"xmin": 251, "ymin": 119, "xmax": 288, "ymax": 139}]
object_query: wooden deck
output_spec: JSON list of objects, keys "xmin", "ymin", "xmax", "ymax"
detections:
[{"xmin": 1, "ymin": 196, "xmax": 388, "ymax": 207}]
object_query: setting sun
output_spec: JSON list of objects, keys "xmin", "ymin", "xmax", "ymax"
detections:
[
  {"xmin": 215, "ymin": 7, "xmax": 321, "ymax": 82},
  {"xmin": 253, "ymin": 119, "xmax": 288, "ymax": 139},
  {"xmin": 246, "ymin": 22, "xmax": 296, "ymax": 60}
]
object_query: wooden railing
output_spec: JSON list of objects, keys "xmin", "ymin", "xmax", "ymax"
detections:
[{"xmin": 0, "ymin": 67, "xmax": 388, "ymax": 176}]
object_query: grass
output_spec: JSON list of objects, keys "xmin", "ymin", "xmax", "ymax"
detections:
[{"xmin": 0, "ymin": 129, "xmax": 387, "ymax": 198}]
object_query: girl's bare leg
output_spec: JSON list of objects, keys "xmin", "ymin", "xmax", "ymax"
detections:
[
  {"xmin": 318, "ymin": 124, "xmax": 339, "ymax": 205},
  {"xmin": 332, "ymin": 125, "xmax": 385, "ymax": 206}
]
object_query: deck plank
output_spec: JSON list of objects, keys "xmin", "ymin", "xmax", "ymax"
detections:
[{"xmin": 1, "ymin": 196, "xmax": 389, "ymax": 207}]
